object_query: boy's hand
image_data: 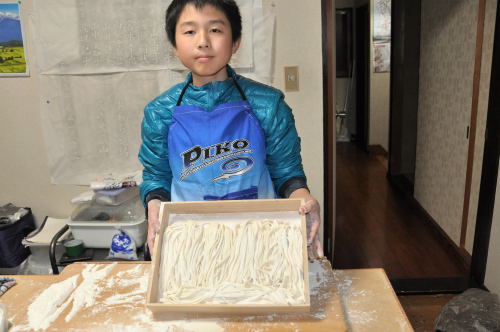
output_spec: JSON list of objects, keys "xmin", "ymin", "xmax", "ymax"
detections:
[
  {"xmin": 147, "ymin": 199, "xmax": 161, "ymax": 255},
  {"xmin": 290, "ymin": 188, "xmax": 324, "ymax": 259}
]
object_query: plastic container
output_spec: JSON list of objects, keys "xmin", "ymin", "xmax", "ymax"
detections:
[
  {"xmin": 68, "ymin": 197, "xmax": 146, "ymax": 248},
  {"xmin": 64, "ymin": 239, "xmax": 85, "ymax": 257}
]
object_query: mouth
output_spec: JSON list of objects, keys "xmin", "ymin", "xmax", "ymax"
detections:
[{"xmin": 196, "ymin": 55, "xmax": 214, "ymax": 62}]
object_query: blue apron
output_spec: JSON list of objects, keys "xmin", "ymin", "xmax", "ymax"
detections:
[{"xmin": 168, "ymin": 77, "xmax": 276, "ymax": 202}]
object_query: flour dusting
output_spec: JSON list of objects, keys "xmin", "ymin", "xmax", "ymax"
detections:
[
  {"xmin": 27, "ymin": 274, "xmax": 79, "ymax": 330},
  {"xmin": 334, "ymin": 270, "xmax": 377, "ymax": 326},
  {"xmin": 103, "ymin": 265, "xmax": 149, "ymax": 305},
  {"xmin": 131, "ymin": 310, "xmax": 225, "ymax": 332},
  {"xmin": 22, "ymin": 263, "xmax": 117, "ymax": 330},
  {"xmin": 65, "ymin": 263, "xmax": 116, "ymax": 322}
]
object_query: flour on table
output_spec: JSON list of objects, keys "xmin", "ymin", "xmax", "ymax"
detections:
[
  {"xmin": 103, "ymin": 264, "xmax": 149, "ymax": 306},
  {"xmin": 21, "ymin": 263, "xmax": 116, "ymax": 331},
  {"xmin": 333, "ymin": 270, "xmax": 378, "ymax": 327},
  {"xmin": 65, "ymin": 263, "xmax": 116, "ymax": 321},
  {"xmin": 130, "ymin": 310, "xmax": 225, "ymax": 332},
  {"xmin": 26, "ymin": 274, "xmax": 79, "ymax": 330}
]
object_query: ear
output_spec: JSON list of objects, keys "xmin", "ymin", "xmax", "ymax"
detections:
[{"xmin": 232, "ymin": 37, "xmax": 241, "ymax": 54}]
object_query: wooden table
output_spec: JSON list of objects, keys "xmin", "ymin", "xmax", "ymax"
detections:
[{"xmin": 1, "ymin": 260, "xmax": 412, "ymax": 331}]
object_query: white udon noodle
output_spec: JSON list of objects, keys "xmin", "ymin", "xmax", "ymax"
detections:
[{"xmin": 159, "ymin": 219, "xmax": 305, "ymax": 305}]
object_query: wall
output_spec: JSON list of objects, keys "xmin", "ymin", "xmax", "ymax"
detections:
[
  {"xmin": 415, "ymin": 0, "xmax": 478, "ymax": 246},
  {"xmin": 0, "ymin": 0, "xmax": 85, "ymax": 225},
  {"xmin": 485, "ymin": 171, "xmax": 500, "ymax": 295},
  {"xmin": 0, "ymin": 0, "xmax": 324, "ymax": 232},
  {"xmin": 415, "ymin": 0, "xmax": 497, "ymax": 252},
  {"xmin": 369, "ymin": 72, "xmax": 390, "ymax": 150},
  {"xmin": 369, "ymin": 0, "xmax": 390, "ymax": 151},
  {"xmin": 271, "ymin": 0, "xmax": 325, "ymax": 240}
]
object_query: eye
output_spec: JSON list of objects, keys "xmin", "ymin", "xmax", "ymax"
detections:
[
  {"xmin": 183, "ymin": 30, "xmax": 195, "ymax": 35},
  {"xmin": 210, "ymin": 28, "xmax": 222, "ymax": 33}
]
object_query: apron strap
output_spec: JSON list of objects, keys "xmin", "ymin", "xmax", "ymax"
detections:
[
  {"xmin": 176, "ymin": 70, "xmax": 248, "ymax": 106},
  {"xmin": 232, "ymin": 77, "xmax": 247, "ymax": 101},
  {"xmin": 176, "ymin": 76, "xmax": 192, "ymax": 106}
]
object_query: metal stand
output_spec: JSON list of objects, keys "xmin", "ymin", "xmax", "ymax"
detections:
[{"xmin": 49, "ymin": 224, "xmax": 69, "ymax": 275}]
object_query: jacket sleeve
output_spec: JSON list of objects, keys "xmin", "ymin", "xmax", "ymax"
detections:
[
  {"xmin": 138, "ymin": 97, "xmax": 174, "ymax": 205},
  {"xmin": 264, "ymin": 93, "xmax": 308, "ymax": 197}
]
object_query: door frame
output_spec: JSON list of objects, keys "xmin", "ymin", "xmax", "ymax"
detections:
[
  {"xmin": 470, "ymin": 2, "xmax": 500, "ymax": 288},
  {"xmin": 355, "ymin": 4, "xmax": 370, "ymax": 152},
  {"xmin": 321, "ymin": 0, "xmax": 335, "ymax": 262}
]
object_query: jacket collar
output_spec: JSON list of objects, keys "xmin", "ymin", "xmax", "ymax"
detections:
[
  {"xmin": 184, "ymin": 65, "xmax": 237, "ymax": 87},
  {"xmin": 179, "ymin": 65, "xmax": 239, "ymax": 110}
]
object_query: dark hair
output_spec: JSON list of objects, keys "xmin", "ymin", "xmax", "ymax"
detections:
[{"xmin": 165, "ymin": 0, "xmax": 242, "ymax": 48}]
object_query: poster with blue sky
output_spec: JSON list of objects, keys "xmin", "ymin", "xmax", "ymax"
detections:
[{"xmin": 0, "ymin": 2, "xmax": 28, "ymax": 76}]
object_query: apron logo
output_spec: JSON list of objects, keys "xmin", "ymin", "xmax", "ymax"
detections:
[
  {"xmin": 179, "ymin": 139, "xmax": 252, "ymax": 181},
  {"xmin": 212, "ymin": 157, "xmax": 254, "ymax": 182}
]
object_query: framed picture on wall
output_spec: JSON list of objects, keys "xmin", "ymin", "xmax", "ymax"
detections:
[
  {"xmin": 0, "ymin": 2, "xmax": 29, "ymax": 76},
  {"xmin": 373, "ymin": 42, "xmax": 390, "ymax": 73},
  {"xmin": 373, "ymin": 0, "xmax": 391, "ymax": 73}
]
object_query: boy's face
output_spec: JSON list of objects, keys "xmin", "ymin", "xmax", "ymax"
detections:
[{"xmin": 174, "ymin": 4, "xmax": 240, "ymax": 86}]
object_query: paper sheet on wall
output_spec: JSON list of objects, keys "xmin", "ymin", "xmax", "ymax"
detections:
[
  {"xmin": 236, "ymin": 0, "xmax": 275, "ymax": 84},
  {"xmin": 38, "ymin": 70, "xmax": 184, "ymax": 184},
  {"xmin": 32, "ymin": 0, "xmax": 253, "ymax": 74},
  {"xmin": 32, "ymin": 0, "xmax": 275, "ymax": 184},
  {"xmin": 33, "ymin": 0, "xmax": 171, "ymax": 74},
  {"xmin": 373, "ymin": 0, "xmax": 391, "ymax": 42},
  {"xmin": 373, "ymin": 42, "xmax": 390, "ymax": 73}
]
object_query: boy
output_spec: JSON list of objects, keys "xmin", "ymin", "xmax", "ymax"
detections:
[{"xmin": 138, "ymin": 0, "xmax": 323, "ymax": 258}]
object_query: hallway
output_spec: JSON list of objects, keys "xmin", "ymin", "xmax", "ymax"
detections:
[{"xmin": 333, "ymin": 142, "xmax": 468, "ymax": 281}]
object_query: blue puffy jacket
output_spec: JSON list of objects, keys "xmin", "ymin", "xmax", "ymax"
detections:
[{"xmin": 138, "ymin": 66, "xmax": 308, "ymax": 204}]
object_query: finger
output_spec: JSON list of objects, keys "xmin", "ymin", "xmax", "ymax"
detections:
[
  {"xmin": 148, "ymin": 210, "xmax": 161, "ymax": 233},
  {"xmin": 148, "ymin": 216, "xmax": 158, "ymax": 231},
  {"xmin": 148, "ymin": 219, "xmax": 160, "ymax": 233},
  {"xmin": 307, "ymin": 242, "xmax": 317, "ymax": 261},
  {"xmin": 147, "ymin": 232, "xmax": 155, "ymax": 256},
  {"xmin": 308, "ymin": 218, "xmax": 320, "ymax": 243},
  {"xmin": 314, "ymin": 233, "xmax": 324, "ymax": 257},
  {"xmin": 147, "ymin": 221, "xmax": 158, "ymax": 254},
  {"xmin": 299, "ymin": 200, "xmax": 315, "ymax": 214}
]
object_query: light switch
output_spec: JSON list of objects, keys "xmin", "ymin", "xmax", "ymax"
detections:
[{"xmin": 284, "ymin": 66, "xmax": 299, "ymax": 91}]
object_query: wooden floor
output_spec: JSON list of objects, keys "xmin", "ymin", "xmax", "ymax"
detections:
[
  {"xmin": 333, "ymin": 142, "xmax": 468, "ymax": 280},
  {"xmin": 398, "ymin": 294, "xmax": 455, "ymax": 331}
]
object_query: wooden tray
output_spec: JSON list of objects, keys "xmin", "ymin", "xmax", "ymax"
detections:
[{"xmin": 146, "ymin": 199, "xmax": 310, "ymax": 314}]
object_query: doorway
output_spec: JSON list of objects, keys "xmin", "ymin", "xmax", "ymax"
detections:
[{"xmin": 324, "ymin": 0, "xmax": 498, "ymax": 293}]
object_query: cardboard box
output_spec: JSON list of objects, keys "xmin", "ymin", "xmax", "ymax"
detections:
[{"xmin": 146, "ymin": 199, "xmax": 310, "ymax": 314}]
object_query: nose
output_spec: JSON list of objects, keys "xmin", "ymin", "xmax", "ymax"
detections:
[{"xmin": 197, "ymin": 31, "xmax": 210, "ymax": 49}]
